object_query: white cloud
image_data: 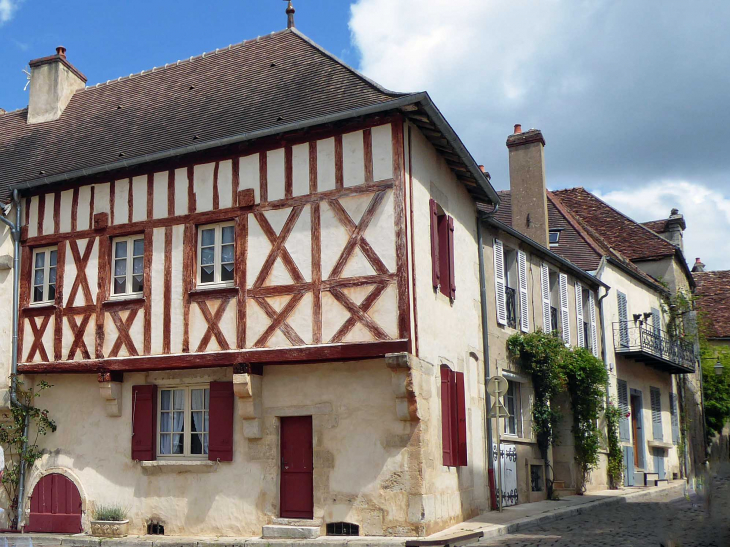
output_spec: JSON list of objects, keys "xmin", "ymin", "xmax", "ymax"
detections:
[
  {"xmin": 593, "ymin": 181, "xmax": 730, "ymax": 271},
  {"xmin": 0, "ymin": 0, "xmax": 22, "ymax": 24}
]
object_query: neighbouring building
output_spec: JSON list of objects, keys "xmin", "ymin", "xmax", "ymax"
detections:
[
  {"xmin": 693, "ymin": 265, "xmax": 730, "ymax": 348},
  {"xmin": 494, "ymin": 126, "xmax": 703, "ymax": 487},
  {"xmin": 0, "ymin": 19, "xmax": 506, "ymax": 537}
]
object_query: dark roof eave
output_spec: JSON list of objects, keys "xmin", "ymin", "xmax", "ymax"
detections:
[
  {"xmin": 9, "ymin": 93, "xmax": 500, "ymax": 206},
  {"xmin": 481, "ymin": 215, "xmax": 607, "ymax": 290}
]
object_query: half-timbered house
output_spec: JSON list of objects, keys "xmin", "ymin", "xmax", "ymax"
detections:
[{"xmin": 0, "ymin": 20, "xmax": 502, "ymax": 538}]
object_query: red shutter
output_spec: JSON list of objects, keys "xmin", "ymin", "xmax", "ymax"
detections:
[
  {"xmin": 209, "ymin": 381, "xmax": 234, "ymax": 462},
  {"xmin": 455, "ymin": 371, "xmax": 467, "ymax": 466},
  {"xmin": 440, "ymin": 366, "xmax": 454, "ymax": 466},
  {"xmin": 447, "ymin": 216, "xmax": 456, "ymax": 300},
  {"xmin": 132, "ymin": 385, "xmax": 156, "ymax": 461},
  {"xmin": 430, "ymin": 199, "xmax": 440, "ymax": 289},
  {"xmin": 438, "ymin": 214, "xmax": 449, "ymax": 297}
]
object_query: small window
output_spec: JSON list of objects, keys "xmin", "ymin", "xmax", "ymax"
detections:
[
  {"xmin": 327, "ymin": 522, "xmax": 359, "ymax": 536},
  {"xmin": 549, "ymin": 230, "xmax": 561, "ymax": 246},
  {"xmin": 158, "ymin": 385, "xmax": 210, "ymax": 459},
  {"xmin": 31, "ymin": 246, "xmax": 58, "ymax": 304},
  {"xmin": 429, "ymin": 199, "xmax": 455, "ymax": 299},
  {"xmin": 503, "ymin": 380, "xmax": 522, "ymax": 437},
  {"xmin": 198, "ymin": 222, "xmax": 235, "ymax": 286},
  {"xmin": 112, "ymin": 236, "xmax": 145, "ymax": 296}
]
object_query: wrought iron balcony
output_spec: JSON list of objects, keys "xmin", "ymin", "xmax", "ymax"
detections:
[
  {"xmin": 613, "ymin": 322, "xmax": 696, "ymax": 374},
  {"xmin": 505, "ymin": 287, "xmax": 517, "ymax": 329}
]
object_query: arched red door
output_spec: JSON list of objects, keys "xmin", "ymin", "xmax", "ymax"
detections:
[{"xmin": 26, "ymin": 474, "xmax": 82, "ymax": 533}]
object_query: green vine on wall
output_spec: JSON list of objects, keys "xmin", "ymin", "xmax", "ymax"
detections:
[
  {"xmin": 0, "ymin": 377, "xmax": 56, "ymax": 529},
  {"xmin": 604, "ymin": 400, "xmax": 624, "ymax": 488},
  {"xmin": 507, "ymin": 331, "xmax": 609, "ymax": 495}
]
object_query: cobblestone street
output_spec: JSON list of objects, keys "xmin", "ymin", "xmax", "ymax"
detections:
[{"xmin": 474, "ymin": 470, "xmax": 730, "ymax": 547}]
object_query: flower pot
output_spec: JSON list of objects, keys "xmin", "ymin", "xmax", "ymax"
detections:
[{"xmin": 90, "ymin": 519, "xmax": 130, "ymax": 538}]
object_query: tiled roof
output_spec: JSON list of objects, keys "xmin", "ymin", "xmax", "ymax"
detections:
[
  {"xmin": 0, "ymin": 29, "xmax": 407, "ymax": 200},
  {"xmin": 694, "ymin": 271, "xmax": 730, "ymax": 338},
  {"xmin": 551, "ymin": 188, "xmax": 677, "ymax": 261},
  {"xmin": 642, "ymin": 219, "xmax": 668, "ymax": 233}
]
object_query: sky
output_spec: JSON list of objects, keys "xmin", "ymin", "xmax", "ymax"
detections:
[{"xmin": 1, "ymin": 0, "xmax": 729, "ymax": 269}]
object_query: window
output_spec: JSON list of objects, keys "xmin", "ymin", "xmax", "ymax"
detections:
[
  {"xmin": 503, "ymin": 380, "xmax": 522, "ymax": 437},
  {"xmin": 650, "ymin": 387, "xmax": 663, "ymax": 441},
  {"xmin": 549, "ymin": 230, "xmax": 561, "ymax": 246},
  {"xmin": 112, "ymin": 236, "xmax": 144, "ymax": 296},
  {"xmin": 198, "ymin": 223, "xmax": 235, "ymax": 286},
  {"xmin": 158, "ymin": 386, "xmax": 210, "ymax": 458},
  {"xmin": 31, "ymin": 246, "xmax": 58, "ymax": 304},
  {"xmin": 440, "ymin": 365, "xmax": 467, "ymax": 466},
  {"xmin": 581, "ymin": 287, "xmax": 592, "ymax": 351},
  {"xmin": 494, "ymin": 242, "xmax": 529, "ymax": 332},
  {"xmin": 429, "ymin": 199, "xmax": 455, "ymax": 299}
]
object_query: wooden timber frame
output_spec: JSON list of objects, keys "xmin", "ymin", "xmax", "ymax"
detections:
[{"xmin": 17, "ymin": 114, "xmax": 413, "ymax": 375}]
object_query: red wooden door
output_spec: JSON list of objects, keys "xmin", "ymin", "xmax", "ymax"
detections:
[
  {"xmin": 26, "ymin": 474, "xmax": 82, "ymax": 533},
  {"xmin": 280, "ymin": 416, "xmax": 313, "ymax": 519}
]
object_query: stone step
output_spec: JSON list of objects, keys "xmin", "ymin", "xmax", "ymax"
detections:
[
  {"xmin": 262, "ymin": 521, "xmax": 322, "ymax": 539},
  {"xmin": 552, "ymin": 481, "xmax": 566, "ymax": 490}
]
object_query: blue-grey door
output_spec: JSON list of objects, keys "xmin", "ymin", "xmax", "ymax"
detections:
[
  {"xmin": 623, "ymin": 446, "xmax": 635, "ymax": 486},
  {"xmin": 630, "ymin": 389, "xmax": 645, "ymax": 469},
  {"xmin": 653, "ymin": 448, "xmax": 665, "ymax": 479}
]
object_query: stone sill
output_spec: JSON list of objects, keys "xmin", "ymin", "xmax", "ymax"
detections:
[
  {"xmin": 647, "ymin": 440, "xmax": 674, "ymax": 450},
  {"xmin": 139, "ymin": 460, "xmax": 218, "ymax": 475}
]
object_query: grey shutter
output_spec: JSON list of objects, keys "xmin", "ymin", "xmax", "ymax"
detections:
[
  {"xmin": 617, "ymin": 291, "xmax": 629, "ymax": 347},
  {"xmin": 670, "ymin": 392, "xmax": 680, "ymax": 444},
  {"xmin": 618, "ymin": 379, "xmax": 630, "ymax": 441},
  {"xmin": 651, "ymin": 307, "xmax": 661, "ymax": 336},
  {"xmin": 517, "ymin": 251, "xmax": 529, "ymax": 332},
  {"xmin": 623, "ymin": 446, "xmax": 635, "ymax": 486},
  {"xmin": 653, "ymin": 448, "xmax": 665, "ymax": 480},
  {"xmin": 650, "ymin": 387, "xmax": 663, "ymax": 440},
  {"xmin": 494, "ymin": 239, "xmax": 507, "ymax": 326},
  {"xmin": 575, "ymin": 283, "xmax": 585, "ymax": 348},
  {"xmin": 541, "ymin": 263, "xmax": 551, "ymax": 332},
  {"xmin": 589, "ymin": 292, "xmax": 599, "ymax": 357},
  {"xmin": 559, "ymin": 273, "xmax": 570, "ymax": 345}
]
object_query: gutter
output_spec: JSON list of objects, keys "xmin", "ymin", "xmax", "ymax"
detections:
[
  {"xmin": 594, "ymin": 257, "xmax": 612, "ymax": 406},
  {"xmin": 0, "ymin": 190, "xmax": 31, "ymax": 529},
  {"xmin": 9, "ymin": 94, "xmax": 501, "ymax": 206}
]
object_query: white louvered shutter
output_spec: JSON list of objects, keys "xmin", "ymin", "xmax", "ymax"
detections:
[
  {"xmin": 559, "ymin": 273, "xmax": 570, "ymax": 345},
  {"xmin": 575, "ymin": 283, "xmax": 585, "ymax": 348},
  {"xmin": 494, "ymin": 239, "xmax": 507, "ymax": 326},
  {"xmin": 617, "ymin": 379, "xmax": 630, "ymax": 441},
  {"xmin": 589, "ymin": 292, "xmax": 599, "ymax": 357},
  {"xmin": 517, "ymin": 251, "xmax": 529, "ymax": 332},
  {"xmin": 617, "ymin": 291, "xmax": 629, "ymax": 347},
  {"xmin": 541, "ymin": 263, "xmax": 551, "ymax": 333}
]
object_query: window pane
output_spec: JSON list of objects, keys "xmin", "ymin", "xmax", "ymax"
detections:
[
  {"xmin": 49, "ymin": 250, "xmax": 57, "ymax": 267},
  {"xmin": 172, "ymin": 434, "xmax": 184, "ymax": 454},
  {"xmin": 47, "ymin": 284, "xmax": 56, "ymax": 302},
  {"xmin": 173, "ymin": 411, "xmax": 184, "ymax": 432},
  {"xmin": 33, "ymin": 286, "xmax": 43, "ymax": 302},
  {"xmin": 222, "ymin": 225, "xmax": 234, "ymax": 244},
  {"xmin": 132, "ymin": 275, "xmax": 143, "ymax": 293},
  {"xmin": 201, "ymin": 265, "xmax": 214, "ymax": 284},
  {"xmin": 160, "ymin": 390, "xmax": 171, "ymax": 411},
  {"xmin": 160, "ymin": 433, "xmax": 171, "ymax": 455},
  {"xmin": 115, "ymin": 258, "xmax": 127, "ymax": 277},
  {"xmin": 191, "ymin": 389, "xmax": 205, "ymax": 410},
  {"xmin": 173, "ymin": 389, "xmax": 185, "ymax": 410},
  {"xmin": 200, "ymin": 247, "xmax": 214, "ymax": 266},
  {"xmin": 191, "ymin": 434, "xmax": 203, "ymax": 455},
  {"xmin": 205, "ymin": 412, "xmax": 209, "ymax": 433},
  {"xmin": 221, "ymin": 243, "xmax": 234, "ymax": 264},
  {"xmin": 133, "ymin": 239, "xmax": 144, "ymax": 256},
  {"xmin": 203, "ymin": 434, "xmax": 209, "ymax": 455},
  {"xmin": 221, "ymin": 263, "xmax": 234, "ymax": 282},
  {"xmin": 115, "ymin": 240, "xmax": 127, "ymax": 259},
  {"xmin": 114, "ymin": 277, "xmax": 126, "ymax": 295},
  {"xmin": 201, "ymin": 229, "xmax": 215, "ymax": 247},
  {"xmin": 133, "ymin": 257, "xmax": 143, "ymax": 275},
  {"xmin": 35, "ymin": 252, "xmax": 45, "ymax": 268},
  {"xmin": 34, "ymin": 268, "xmax": 44, "ymax": 287},
  {"xmin": 205, "ymin": 388, "xmax": 210, "ymax": 408},
  {"xmin": 160, "ymin": 412, "xmax": 171, "ymax": 433},
  {"xmin": 191, "ymin": 411, "xmax": 203, "ymax": 433},
  {"xmin": 49, "ymin": 266, "xmax": 57, "ymax": 284}
]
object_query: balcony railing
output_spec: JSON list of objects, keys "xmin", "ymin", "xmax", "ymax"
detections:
[
  {"xmin": 612, "ymin": 322, "xmax": 696, "ymax": 373},
  {"xmin": 506, "ymin": 287, "xmax": 517, "ymax": 329}
]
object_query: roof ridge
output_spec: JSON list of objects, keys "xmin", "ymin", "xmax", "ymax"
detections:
[{"xmin": 79, "ymin": 29, "xmax": 293, "ymax": 93}]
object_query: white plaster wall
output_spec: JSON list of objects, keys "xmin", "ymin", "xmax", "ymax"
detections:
[{"xmin": 0, "ymin": 212, "xmax": 14, "ymax": 393}]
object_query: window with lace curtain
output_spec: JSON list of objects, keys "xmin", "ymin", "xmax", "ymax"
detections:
[
  {"xmin": 157, "ymin": 385, "xmax": 210, "ymax": 459},
  {"xmin": 197, "ymin": 222, "xmax": 235, "ymax": 287}
]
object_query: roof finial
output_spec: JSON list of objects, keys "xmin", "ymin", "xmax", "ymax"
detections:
[{"xmin": 285, "ymin": 0, "xmax": 295, "ymax": 29}]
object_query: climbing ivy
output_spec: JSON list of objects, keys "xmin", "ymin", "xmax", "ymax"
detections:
[
  {"xmin": 604, "ymin": 399, "xmax": 624, "ymax": 489},
  {"xmin": 507, "ymin": 331, "xmax": 608, "ymax": 496},
  {"xmin": 0, "ymin": 377, "xmax": 56, "ymax": 529}
]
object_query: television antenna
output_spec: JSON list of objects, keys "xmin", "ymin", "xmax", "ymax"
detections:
[{"xmin": 23, "ymin": 66, "xmax": 31, "ymax": 91}]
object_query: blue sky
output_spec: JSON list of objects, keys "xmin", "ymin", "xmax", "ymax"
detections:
[{"xmin": 2, "ymin": 1, "xmax": 730, "ymax": 269}]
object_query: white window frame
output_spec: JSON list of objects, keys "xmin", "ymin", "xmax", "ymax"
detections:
[
  {"xmin": 503, "ymin": 379, "xmax": 523, "ymax": 438},
  {"xmin": 157, "ymin": 384, "xmax": 210, "ymax": 460},
  {"xmin": 197, "ymin": 222, "xmax": 235, "ymax": 287},
  {"xmin": 31, "ymin": 246, "xmax": 58, "ymax": 305},
  {"xmin": 111, "ymin": 235, "xmax": 145, "ymax": 298}
]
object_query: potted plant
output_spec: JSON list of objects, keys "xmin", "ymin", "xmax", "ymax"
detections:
[{"xmin": 90, "ymin": 504, "xmax": 129, "ymax": 537}]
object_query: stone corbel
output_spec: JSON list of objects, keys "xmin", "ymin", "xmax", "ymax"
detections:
[
  {"xmin": 98, "ymin": 372, "xmax": 123, "ymax": 417},
  {"xmin": 233, "ymin": 364, "xmax": 263, "ymax": 439},
  {"xmin": 385, "ymin": 352, "xmax": 419, "ymax": 422}
]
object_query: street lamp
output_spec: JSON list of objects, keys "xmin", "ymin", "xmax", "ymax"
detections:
[{"xmin": 714, "ymin": 358, "xmax": 724, "ymax": 376}]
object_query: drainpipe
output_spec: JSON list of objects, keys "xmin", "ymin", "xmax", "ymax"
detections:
[
  {"xmin": 477, "ymin": 207, "xmax": 496, "ymax": 507},
  {"xmin": 0, "ymin": 190, "xmax": 31, "ymax": 529}
]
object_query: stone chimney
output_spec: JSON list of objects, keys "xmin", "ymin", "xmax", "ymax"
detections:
[
  {"xmin": 27, "ymin": 46, "xmax": 86, "ymax": 124},
  {"xmin": 507, "ymin": 124, "xmax": 549, "ymax": 247},
  {"xmin": 691, "ymin": 258, "xmax": 705, "ymax": 273},
  {"xmin": 664, "ymin": 208, "xmax": 686, "ymax": 250}
]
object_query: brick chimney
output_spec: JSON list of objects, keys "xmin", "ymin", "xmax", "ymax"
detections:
[
  {"xmin": 27, "ymin": 46, "xmax": 86, "ymax": 124},
  {"xmin": 506, "ymin": 125, "xmax": 549, "ymax": 247}
]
